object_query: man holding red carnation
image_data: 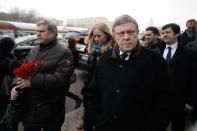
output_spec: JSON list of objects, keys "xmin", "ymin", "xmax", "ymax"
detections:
[{"xmin": 11, "ymin": 19, "xmax": 73, "ymax": 131}]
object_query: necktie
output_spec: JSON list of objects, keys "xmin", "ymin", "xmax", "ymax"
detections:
[
  {"xmin": 166, "ymin": 47, "xmax": 172, "ymax": 64},
  {"xmin": 120, "ymin": 53, "xmax": 128, "ymax": 61}
]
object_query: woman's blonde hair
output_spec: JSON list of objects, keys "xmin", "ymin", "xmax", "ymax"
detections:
[{"xmin": 86, "ymin": 22, "xmax": 115, "ymax": 54}]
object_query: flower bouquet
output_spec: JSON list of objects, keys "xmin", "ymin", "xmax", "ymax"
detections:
[{"xmin": 0, "ymin": 60, "xmax": 42, "ymax": 128}]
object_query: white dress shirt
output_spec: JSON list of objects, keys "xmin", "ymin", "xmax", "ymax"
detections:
[
  {"xmin": 163, "ymin": 42, "xmax": 178, "ymax": 60},
  {"xmin": 119, "ymin": 50, "xmax": 130, "ymax": 60}
]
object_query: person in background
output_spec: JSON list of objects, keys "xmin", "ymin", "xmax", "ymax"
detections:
[
  {"xmin": 68, "ymin": 38, "xmax": 79, "ymax": 69},
  {"xmin": 10, "ymin": 18, "xmax": 73, "ymax": 131},
  {"xmin": 66, "ymin": 38, "xmax": 82, "ymax": 109},
  {"xmin": 187, "ymin": 29, "xmax": 197, "ymax": 50},
  {"xmin": 160, "ymin": 23, "xmax": 197, "ymax": 131},
  {"xmin": 181, "ymin": 19, "xmax": 196, "ymax": 45},
  {"xmin": 144, "ymin": 26, "xmax": 165, "ymax": 54},
  {"xmin": 0, "ymin": 36, "xmax": 21, "ymax": 131},
  {"xmin": 87, "ymin": 14, "xmax": 175, "ymax": 131},
  {"xmin": 82, "ymin": 22, "xmax": 115, "ymax": 131}
]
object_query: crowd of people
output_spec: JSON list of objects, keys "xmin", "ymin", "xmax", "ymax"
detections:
[{"xmin": 0, "ymin": 15, "xmax": 197, "ymax": 131}]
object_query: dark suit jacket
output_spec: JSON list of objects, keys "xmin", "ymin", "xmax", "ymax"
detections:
[{"xmin": 159, "ymin": 42, "xmax": 197, "ymax": 109}]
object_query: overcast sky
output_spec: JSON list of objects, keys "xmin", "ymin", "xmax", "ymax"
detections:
[{"xmin": 0, "ymin": 0, "xmax": 196, "ymax": 31}]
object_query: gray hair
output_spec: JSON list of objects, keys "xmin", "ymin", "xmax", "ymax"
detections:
[
  {"xmin": 37, "ymin": 18, "xmax": 57, "ymax": 33},
  {"xmin": 112, "ymin": 14, "xmax": 139, "ymax": 32}
]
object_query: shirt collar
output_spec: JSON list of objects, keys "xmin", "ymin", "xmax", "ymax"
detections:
[
  {"xmin": 166, "ymin": 42, "xmax": 178, "ymax": 50},
  {"xmin": 119, "ymin": 50, "xmax": 131, "ymax": 56},
  {"xmin": 112, "ymin": 41, "xmax": 141, "ymax": 60}
]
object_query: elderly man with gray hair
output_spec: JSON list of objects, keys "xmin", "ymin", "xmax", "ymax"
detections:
[{"xmin": 87, "ymin": 14, "xmax": 175, "ymax": 131}]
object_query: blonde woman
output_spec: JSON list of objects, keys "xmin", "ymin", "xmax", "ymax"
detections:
[
  {"xmin": 82, "ymin": 22, "xmax": 115, "ymax": 131},
  {"xmin": 86, "ymin": 23, "xmax": 115, "ymax": 73}
]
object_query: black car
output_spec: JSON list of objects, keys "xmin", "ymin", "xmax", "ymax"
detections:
[
  {"xmin": 75, "ymin": 43, "xmax": 88, "ymax": 71},
  {"xmin": 13, "ymin": 35, "xmax": 68, "ymax": 61},
  {"xmin": 65, "ymin": 30, "xmax": 89, "ymax": 71},
  {"xmin": 13, "ymin": 35, "xmax": 89, "ymax": 71},
  {"xmin": 65, "ymin": 30, "xmax": 88, "ymax": 45}
]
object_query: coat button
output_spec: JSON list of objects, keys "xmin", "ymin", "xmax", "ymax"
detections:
[
  {"xmin": 113, "ymin": 114, "xmax": 118, "ymax": 119},
  {"xmin": 116, "ymin": 89, "xmax": 120, "ymax": 93}
]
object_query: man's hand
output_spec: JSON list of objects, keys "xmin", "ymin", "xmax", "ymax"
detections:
[
  {"xmin": 10, "ymin": 87, "xmax": 20, "ymax": 100},
  {"xmin": 185, "ymin": 103, "xmax": 194, "ymax": 113},
  {"xmin": 17, "ymin": 78, "xmax": 31, "ymax": 89}
]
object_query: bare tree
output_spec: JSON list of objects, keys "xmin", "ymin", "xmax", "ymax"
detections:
[{"xmin": 0, "ymin": 7, "xmax": 64, "ymax": 25}]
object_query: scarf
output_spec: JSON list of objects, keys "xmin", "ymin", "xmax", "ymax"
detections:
[{"xmin": 93, "ymin": 42, "xmax": 101, "ymax": 53}]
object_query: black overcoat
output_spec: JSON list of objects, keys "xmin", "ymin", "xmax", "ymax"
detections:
[
  {"xmin": 159, "ymin": 43, "xmax": 197, "ymax": 109},
  {"xmin": 87, "ymin": 46, "xmax": 175, "ymax": 131}
]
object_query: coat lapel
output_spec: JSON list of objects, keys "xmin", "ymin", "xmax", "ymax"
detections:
[{"xmin": 169, "ymin": 43, "xmax": 183, "ymax": 64}]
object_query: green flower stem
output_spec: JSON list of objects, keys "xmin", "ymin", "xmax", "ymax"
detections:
[{"xmin": 0, "ymin": 103, "xmax": 16, "ymax": 128}]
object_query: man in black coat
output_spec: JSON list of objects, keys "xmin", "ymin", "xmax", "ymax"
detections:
[
  {"xmin": 87, "ymin": 14, "xmax": 175, "ymax": 131},
  {"xmin": 144, "ymin": 26, "xmax": 165, "ymax": 54},
  {"xmin": 11, "ymin": 19, "xmax": 73, "ymax": 131},
  {"xmin": 0, "ymin": 36, "xmax": 21, "ymax": 131},
  {"xmin": 181, "ymin": 19, "xmax": 196, "ymax": 45},
  {"xmin": 160, "ymin": 23, "xmax": 197, "ymax": 131}
]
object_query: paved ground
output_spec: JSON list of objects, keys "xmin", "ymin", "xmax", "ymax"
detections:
[
  {"xmin": 62, "ymin": 106, "xmax": 83, "ymax": 131},
  {"xmin": 62, "ymin": 69, "xmax": 85, "ymax": 131}
]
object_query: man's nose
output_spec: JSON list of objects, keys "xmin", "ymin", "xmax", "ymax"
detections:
[
  {"xmin": 123, "ymin": 33, "xmax": 130, "ymax": 40},
  {"xmin": 145, "ymin": 36, "xmax": 149, "ymax": 39},
  {"xmin": 37, "ymin": 32, "xmax": 41, "ymax": 36}
]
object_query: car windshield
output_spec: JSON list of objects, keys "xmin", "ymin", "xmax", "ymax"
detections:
[
  {"xmin": 15, "ymin": 35, "xmax": 36, "ymax": 45},
  {"xmin": 66, "ymin": 30, "xmax": 88, "ymax": 37},
  {"xmin": 67, "ymin": 32, "xmax": 80, "ymax": 37},
  {"xmin": 58, "ymin": 38, "xmax": 67, "ymax": 45},
  {"xmin": 15, "ymin": 35, "xmax": 66, "ymax": 45}
]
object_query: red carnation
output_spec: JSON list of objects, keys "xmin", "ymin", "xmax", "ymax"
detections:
[{"xmin": 13, "ymin": 60, "xmax": 42, "ymax": 79}]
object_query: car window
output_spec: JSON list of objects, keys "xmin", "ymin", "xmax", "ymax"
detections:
[
  {"xmin": 66, "ymin": 31, "xmax": 88, "ymax": 37},
  {"xmin": 66, "ymin": 32, "xmax": 80, "ymax": 37},
  {"xmin": 79, "ymin": 30, "xmax": 88, "ymax": 36},
  {"xmin": 15, "ymin": 36, "xmax": 35, "ymax": 44},
  {"xmin": 19, "ymin": 39, "xmax": 38, "ymax": 46},
  {"xmin": 15, "ymin": 35, "xmax": 67, "ymax": 47},
  {"xmin": 58, "ymin": 39, "xmax": 66, "ymax": 44}
]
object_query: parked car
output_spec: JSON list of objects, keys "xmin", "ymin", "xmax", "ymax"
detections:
[
  {"xmin": 75, "ymin": 43, "xmax": 88, "ymax": 71},
  {"xmin": 65, "ymin": 30, "xmax": 89, "ymax": 71},
  {"xmin": 13, "ymin": 35, "xmax": 68, "ymax": 61},
  {"xmin": 13, "ymin": 35, "xmax": 89, "ymax": 71},
  {"xmin": 65, "ymin": 30, "xmax": 88, "ymax": 44}
]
